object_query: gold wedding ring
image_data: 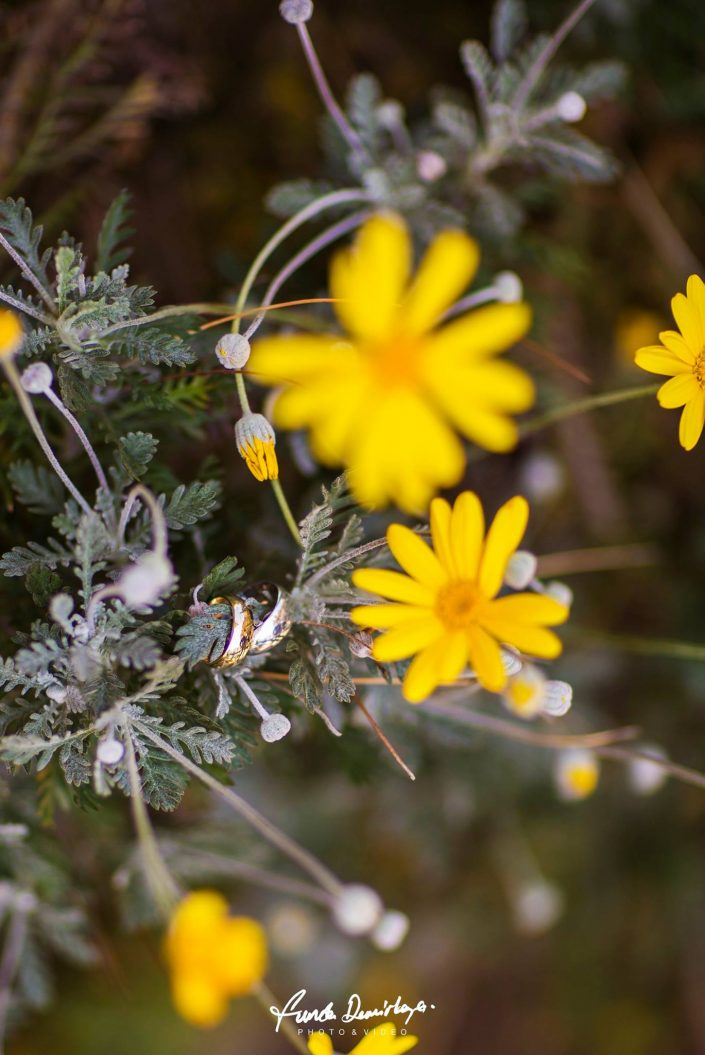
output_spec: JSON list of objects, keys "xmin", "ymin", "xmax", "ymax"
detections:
[
  {"xmin": 247, "ymin": 582, "xmax": 292, "ymax": 655},
  {"xmin": 207, "ymin": 595, "xmax": 254, "ymax": 668}
]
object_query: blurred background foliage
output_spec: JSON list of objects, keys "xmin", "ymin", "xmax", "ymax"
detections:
[{"xmin": 3, "ymin": 0, "xmax": 705, "ymax": 1052}]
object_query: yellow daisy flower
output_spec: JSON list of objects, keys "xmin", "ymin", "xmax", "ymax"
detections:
[
  {"xmin": 634, "ymin": 274, "xmax": 705, "ymax": 450},
  {"xmin": 165, "ymin": 890, "xmax": 268, "ymax": 1028},
  {"xmin": 307, "ymin": 1022, "xmax": 418, "ymax": 1055},
  {"xmin": 0, "ymin": 309, "xmax": 23, "ymax": 358},
  {"xmin": 351, "ymin": 491, "xmax": 568, "ymax": 702},
  {"xmin": 248, "ymin": 214, "xmax": 533, "ymax": 513}
]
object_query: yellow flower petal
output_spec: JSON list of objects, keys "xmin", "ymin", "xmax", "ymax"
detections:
[
  {"xmin": 400, "ymin": 229, "xmax": 480, "ymax": 335},
  {"xmin": 330, "ymin": 213, "xmax": 411, "ymax": 341},
  {"xmin": 352, "ymin": 568, "xmax": 435, "ymax": 606},
  {"xmin": 171, "ymin": 972, "xmax": 228, "ymax": 1028},
  {"xmin": 350, "ymin": 603, "xmax": 433, "ymax": 628},
  {"xmin": 216, "ymin": 917, "xmax": 268, "ymax": 994},
  {"xmin": 659, "ymin": 330, "xmax": 696, "ymax": 364},
  {"xmin": 308, "ymin": 1034, "xmax": 335, "ymax": 1055},
  {"xmin": 679, "ymin": 391, "xmax": 705, "ymax": 451},
  {"xmin": 479, "ymin": 614, "xmax": 564, "ymax": 659},
  {"xmin": 352, "ymin": 1022, "xmax": 419, "ymax": 1054},
  {"xmin": 372, "ymin": 616, "xmax": 444, "ymax": 662},
  {"xmin": 478, "ymin": 496, "xmax": 529, "ymax": 599},
  {"xmin": 466, "ymin": 625, "xmax": 506, "ymax": 692},
  {"xmin": 429, "ymin": 497, "xmax": 457, "ymax": 577},
  {"xmin": 449, "ymin": 491, "xmax": 484, "ymax": 579},
  {"xmin": 0, "ymin": 310, "xmax": 22, "ymax": 358},
  {"xmin": 402, "ymin": 638, "xmax": 450, "ymax": 702},
  {"xmin": 686, "ymin": 274, "xmax": 705, "ymax": 339},
  {"xmin": 426, "ymin": 302, "xmax": 532, "ymax": 366},
  {"xmin": 427, "ymin": 386, "xmax": 521, "ymax": 451},
  {"xmin": 484, "ymin": 593, "xmax": 568, "ymax": 626},
  {"xmin": 248, "ymin": 335, "xmax": 354, "ymax": 382},
  {"xmin": 672, "ymin": 292, "xmax": 702, "ymax": 352},
  {"xmin": 634, "ymin": 345, "xmax": 691, "ymax": 375},
  {"xmin": 386, "ymin": 524, "xmax": 447, "ymax": 587},
  {"xmin": 439, "ymin": 361, "xmax": 534, "ymax": 412},
  {"xmin": 657, "ymin": 373, "xmax": 699, "ymax": 408}
]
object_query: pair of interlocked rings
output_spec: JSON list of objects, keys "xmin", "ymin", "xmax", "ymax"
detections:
[{"xmin": 207, "ymin": 582, "xmax": 291, "ymax": 669}]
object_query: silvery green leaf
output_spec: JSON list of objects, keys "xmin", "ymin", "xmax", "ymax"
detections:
[{"xmin": 491, "ymin": 0, "xmax": 528, "ymax": 61}]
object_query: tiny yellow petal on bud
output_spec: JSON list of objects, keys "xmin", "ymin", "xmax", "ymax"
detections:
[{"xmin": 235, "ymin": 413, "xmax": 279, "ymax": 481}]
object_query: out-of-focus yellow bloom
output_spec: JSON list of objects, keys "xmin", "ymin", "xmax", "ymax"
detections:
[
  {"xmin": 351, "ymin": 491, "xmax": 568, "ymax": 702},
  {"xmin": 555, "ymin": 749, "xmax": 600, "ymax": 801},
  {"xmin": 0, "ymin": 310, "xmax": 23, "ymax": 358},
  {"xmin": 503, "ymin": 664, "xmax": 546, "ymax": 718},
  {"xmin": 248, "ymin": 214, "xmax": 533, "ymax": 514},
  {"xmin": 614, "ymin": 308, "xmax": 664, "ymax": 365},
  {"xmin": 235, "ymin": 412, "xmax": 279, "ymax": 481},
  {"xmin": 308, "ymin": 1022, "xmax": 418, "ymax": 1055},
  {"xmin": 634, "ymin": 274, "xmax": 705, "ymax": 450},
  {"xmin": 165, "ymin": 890, "xmax": 268, "ymax": 1028}
]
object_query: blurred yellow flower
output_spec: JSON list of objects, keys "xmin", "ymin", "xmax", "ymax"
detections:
[
  {"xmin": 614, "ymin": 308, "xmax": 664, "ymax": 365},
  {"xmin": 555, "ymin": 749, "xmax": 600, "ymax": 801},
  {"xmin": 0, "ymin": 309, "xmax": 23, "ymax": 358},
  {"xmin": 248, "ymin": 214, "xmax": 533, "ymax": 513},
  {"xmin": 165, "ymin": 890, "xmax": 268, "ymax": 1028},
  {"xmin": 351, "ymin": 491, "xmax": 568, "ymax": 702},
  {"xmin": 634, "ymin": 274, "xmax": 705, "ymax": 450},
  {"xmin": 308, "ymin": 1022, "xmax": 418, "ymax": 1055}
]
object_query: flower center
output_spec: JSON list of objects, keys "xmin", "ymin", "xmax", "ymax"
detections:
[
  {"xmin": 435, "ymin": 581, "xmax": 483, "ymax": 629},
  {"xmin": 695, "ymin": 350, "xmax": 705, "ymax": 388},
  {"xmin": 369, "ymin": 333, "xmax": 421, "ymax": 387}
]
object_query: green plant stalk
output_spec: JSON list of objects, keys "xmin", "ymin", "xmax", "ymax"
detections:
[
  {"xmin": 521, "ymin": 383, "xmax": 659, "ymax": 436},
  {"xmin": 271, "ymin": 477, "xmax": 302, "ymax": 547},
  {"xmin": 122, "ymin": 722, "xmax": 180, "ymax": 918}
]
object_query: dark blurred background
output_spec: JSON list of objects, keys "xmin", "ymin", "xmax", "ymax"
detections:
[{"xmin": 4, "ymin": 0, "xmax": 705, "ymax": 1053}]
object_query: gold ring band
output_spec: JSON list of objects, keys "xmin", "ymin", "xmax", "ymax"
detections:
[{"xmin": 207, "ymin": 595, "xmax": 254, "ymax": 668}]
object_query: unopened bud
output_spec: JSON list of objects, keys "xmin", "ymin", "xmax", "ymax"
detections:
[
  {"xmin": 96, "ymin": 737, "xmax": 125, "ymax": 765},
  {"xmin": 235, "ymin": 413, "xmax": 278, "ymax": 482},
  {"xmin": 371, "ymin": 910, "xmax": 410, "ymax": 951},
  {"xmin": 628, "ymin": 745, "xmax": 668, "ymax": 795},
  {"xmin": 557, "ymin": 91, "xmax": 587, "ymax": 123},
  {"xmin": 494, "ymin": 270, "xmax": 523, "ymax": 304},
  {"xmin": 119, "ymin": 552, "xmax": 174, "ymax": 607},
  {"xmin": 505, "ymin": 550, "xmax": 537, "ymax": 590},
  {"xmin": 416, "ymin": 150, "xmax": 447, "ymax": 182},
  {"xmin": 279, "ymin": 0, "xmax": 313, "ymax": 23},
  {"xmin": 260, "ymin": 713, "xmax": 292, "ymax": 743},
  {"xmin": 542, "ymin": 680, "xmax": 573, "ymax": 717},
  {"xmin": 215, "ymin": 333, "xmax": 251, "ymax": 371},
  {"xmin": 555, "ymin": 749, "xmax": 599, "ymax": 801},
  {"xmin": 20, "ymin": 362, "xmax": 53, "ymax": 394},
  {"xmin": 545, "ymin": 581, "xmax": 574, "ymax": 609},
  {"xmin": 332, "ymin": 884, "xmax": 383, "ymax": 936}
]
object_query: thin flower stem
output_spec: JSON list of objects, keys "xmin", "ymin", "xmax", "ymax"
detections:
[
  {"xmin": 135, "ymin": 720, "xmax": 345, "ymax": 899},
  {"xmin": 295, "ymin": 23, "xmax": 369, "ymax": 162},
  {"xmin": 121, "ymin": 722, "xmax": 180, "ymax": 917},
  {"xmin": 512, "ymin": 0, "xmax": 600, "ymax": 111},
  {"xmin": 43, "ymin": 386, "xmax": 109, "ymax": 493},
  {"xmin": 520, "ymin": 383, "xmax": 658, "ymax": 436},
  {"xmin": 254, "ymin": 981, "xmax": 311, "ymax": 1055},
  {"xmin": 0, "ymin": 286, "xmax": 53, "ymax": 324},
  {"xmin": 597, "ymin": 746, "xmax": 705, "ymax": 792},
  {"xmin": 0, "ymin": 230, "xmax": 56, "ymax": 314},
  {"xmin": 97, "ymin": 302, "xmax": 242, "ymax": 338},
  {"xmin": 305, "ymin": 536, "xmax": 390, "ymax": 588},
  {"xmin": 0, "ymin": 904, "xmax": 29, "ymax": 1055},
  {"xmin": 574, "ymin": 628, "xmax": 705, "ymax": 663},
  {"xmin": 423, "ymin": 699, "xmax": 640, "ymax": 750},
  {"xmin": 118, "ymin": 484, "xmax": 168, "ymax": 555},
  {"xmin": 271, "ymin": 477, "xmax": 303, "ymax": 547},
  {"xmin": 244, "ymin": 210, "xmax": 370, "ymax": 342},
  {"xmin": 354, "ymin": 695, "xmax": 416, "ymax": 781},
  {"xmin": 536, "ymin": 544, "xmax": 658, "ymax": 578},
  {"xmin": 234, "ymin": 675, "xmax": 270, "ymax": 720},
  {"xmin": 163, "ymin": 848, "xmax": 332, "ymax": 906},
  {"xmin": 1, "ymin": 356, "xmax": 92, "ymax": 515}
]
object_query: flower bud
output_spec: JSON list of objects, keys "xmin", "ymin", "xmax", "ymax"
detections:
[
  {"xmin": 542, "ymin": 680, "xmax": 573, "ymax": 717},
  {"xmin": 504, "ymin": 550, "xmax": 537, "ymax": 590},
  {"xmin": 493, "ymin": 270, "xmax": 524, "ymax": 304},
  {"xmin": 279, "ymin": 0, "xmax": 313, "ymax": 23},
  {"xmin": 0, "ymin": 310, "xmax": 23, "ymax": 359},
  {"xmin": 235, "ymin": 413, "xmax": 279, "ymax": 482},
  {"xmin": 555, "ymin": 749, "xmax": 599, "ymax": 801},
  {"xmin": 416, "ymin": 150, "xmax": 447, "ymax": 182},
  {"xmin": 503, "ymin": 665, "xmax": 546, "ymax": 719},
  {"xmin": 46, "ymin": 683, "xmax": 67, "ymax": 703},
  {"xmin": 118, "ymin": 552, "xmax": 174, "ymax": 607},
  {"xmin": 215, "ymin": 333, "xmax": 251, "ymax": 371},
  {"xmin": 627, "ymin": 745, "xmax": 668, "ymax": 796},
  {"xmin": 557, "ymin": 91, "xmax": 587, "ymax": 123},
  {"xmin": 332, "ymin": 884, "xmax": 383, "ymax": 936},
  {"xmin": 371, "ymin": 910, "xmax": 410, "ymax": 951},
  {"xmin": 20, "ymin": 362, "xmax": 53, "ymax": 394},
  {"xmin": 260, "ymin": 713, "xmax": 292, "ymax": 743},
  {"xmin": 513, "ymin": 879, "xmax": 563, "ymax": 935},
  {"xmin": 501, "ymin": 649, "xmax": 523, "ymax": 677},
  {"xmin": 545, "ymin": 581, "xmax": 574, "ymax": 609},
  {"xmin": 97, "ymin": 737, "xmax": 125, "ymax": 765}
]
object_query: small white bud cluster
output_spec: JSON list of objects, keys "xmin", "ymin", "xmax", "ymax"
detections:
[
  {"xmin": 503, "ymin": 665, "xmax": 573, "ymax": 721},
  {"xmin": 556, "ymin": 91, "xmax": 587, "ymax": 123},
  {"xmin": 504, "ymin": 550, "xmax": 537, "ymax": 590},
  {"xmin": 215, "ymin": 333, "xmax": 251, "ymax": 371},
  {"xmin": 331, "ymin": 885, "xmax": 409, "ymax": 951},
  {"xmin": 279, "ymin": 0, "xmax": 313, "ymax": 23},
  {"xmin": 118, "ymin": 551, "xmax": 174, "ymax": 607},
  {"xmin": 20, "ymin": 362, "xmax": 53, "ymax": 394}
]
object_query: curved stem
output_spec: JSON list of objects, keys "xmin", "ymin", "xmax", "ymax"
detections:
[
  {"xmin": 0, "ymin": 287, "xmax": 53, "ymax": 324},
  {"xmin": 520, "ymin": 383, "xmax": 658, "ymax": 437},
  {"xmin": 118, "ymin": 484, "xmax": 168, "ymax": 555},
  {"xmin": 512, "ymin": 0, "xmax": 600, "ymax": 111},
  {"xmin": 135, "ymin": 720, "xmax": 344, "ymax": 899},
  {"xmin": 0, "ymin": 230, "xmax": 56, "ymax": 314},
  {"xmin": 1, "ymin": 356, "xmax": 92, "ymax": 514},
  {"xmin": 44, "ymin": 386, "xmax": 109, "ymax": 493}
]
